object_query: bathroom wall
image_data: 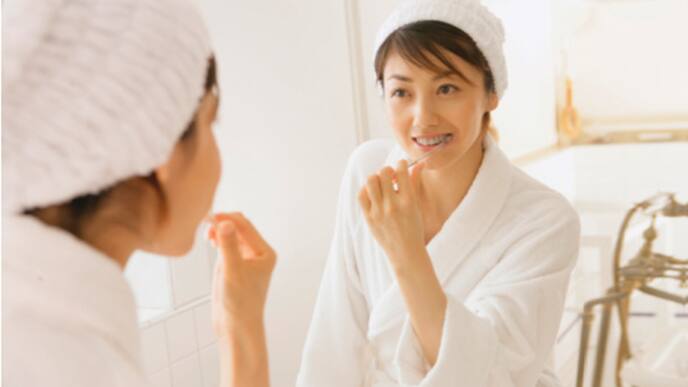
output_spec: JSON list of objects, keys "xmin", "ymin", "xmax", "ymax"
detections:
[
  {"xmin": 565, "ymin": 0, "xmax": 688, "ymax": 131},
  {"xmin": 137, "ymin": 299, "xmax": 219, "ymax": 387}
]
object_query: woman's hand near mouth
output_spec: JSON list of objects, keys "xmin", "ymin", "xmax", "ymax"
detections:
[
  {"xmin": 207, "ymin": 212, "xmax": 275, "ymax": 387},
  {"xmin": 358, "ymin": 159, "xmax": 426, "ymax": 265},
  {"xmin": 358, "ymin": 160, "xmax": 448, "ymax": 366}
]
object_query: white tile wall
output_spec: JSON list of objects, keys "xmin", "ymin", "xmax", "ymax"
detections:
[
  {"xmin": 171, "ymin": 354, "xmax": 203, "ymax": 387},
  {"xmin": 193, "ymin": 302, "xmax": 215, "ymax": 349},
  {"xmin": 166, "ymin": 310, "xmax": 199, "ymax": 363},
  {"xmin": 140, "ymin": 300, "xmax": 218, "ymax": 387},
  {"xmin": 199, "ymin": 344, "xmax": 220, "ymax": 387},
  {"xmin": 141, "ymin": 322, "xmax": 169, "ymax": 375},
  {"xmin": 149, "ymin": 368, "xmax": 172, "ymax": 387}
]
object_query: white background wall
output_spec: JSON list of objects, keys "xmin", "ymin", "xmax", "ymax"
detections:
[
  {"xmin": 198, "ymin": 0, "xmax": 359, "ymax": 385},
  {"xmin": 564, "ymin": 0, "xmax": 688, "ymax": 130}
]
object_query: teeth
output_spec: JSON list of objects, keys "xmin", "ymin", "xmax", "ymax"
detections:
[{"xmin": 415, "ymin": 134, "xmax": 451, "ymax": 146}]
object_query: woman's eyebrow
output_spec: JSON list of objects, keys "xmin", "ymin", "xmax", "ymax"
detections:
[
  {"xmin": 434, "ymin": 69, "xmax": 474, "ymax": 85},
  {"xmin": 386, "ymin": 74, "xmax": 412, "ymax": 82}
]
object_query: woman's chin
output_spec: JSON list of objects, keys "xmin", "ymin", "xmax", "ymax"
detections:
[
  {"xmin": 174, "ymin": 234, "xmax": 198, "ymax": 257},
  {"xmin": 422, "ymin": 156, "xmax": 451, "ymax": 171},
  {"xmin": 147, "ymin": 232, "xmax": 197, "ymax": 258}
]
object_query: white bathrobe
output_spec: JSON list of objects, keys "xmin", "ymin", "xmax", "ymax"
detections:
[
  {"xmin": 2, "ymin": 215, "xmax": 150, "ymax": 387},
  {"xmin": 297, "ymin": 135, "xmax": 580, "ymax": 387}
]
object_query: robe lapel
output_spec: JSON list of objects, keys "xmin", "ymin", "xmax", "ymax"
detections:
[{"xmin": 368, "ymin": 135, "xmax": 514, "ymax": 338}]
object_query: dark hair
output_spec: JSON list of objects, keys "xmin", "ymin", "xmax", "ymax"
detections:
[
  {"xmin": 25, "ymin": 56, "xmax": 219, "ymax": 238},
  {"xmin": 374, "ymin": 20, "xmax": 495, "ymax": 94},
  {"xmin": 181, "ymin": 56, "xmax": 218, "ymax": 140}
]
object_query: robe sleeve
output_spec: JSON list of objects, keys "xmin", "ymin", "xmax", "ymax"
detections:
[
  {"xmin": 397, "ymin": 198, "xmax": 581, "ymax": 387},
  {"xmin": 296, "ymin": 154, "xmax": 371, "ymax": 387}
]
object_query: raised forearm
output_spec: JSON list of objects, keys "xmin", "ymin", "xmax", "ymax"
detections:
[
  {"xmin": 391, "ymin": 246, "xmax": 447, "ymax": 366},
  {"xmin": 357, "ymin": 160, "xmax": 447, "ymax": 365},
  {"xmin": 209, "ymin": 213, "xmax": 276, "ymax": 387},
  {"xmin": 219, "ymin": 318, "xmax": 270, "ymax": 387}
]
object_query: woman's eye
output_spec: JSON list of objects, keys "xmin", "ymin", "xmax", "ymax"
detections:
[
  {"xmin": 391, "ymin": 89, "xmax": 407, "ymax": 98},
  {"xmin": 438, "ymin": 84, "xmax": 458, "ymax": 95}
]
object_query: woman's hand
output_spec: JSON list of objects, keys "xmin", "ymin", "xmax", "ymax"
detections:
[
  {"xmin": 207, "ymin": 212, "xmax": 276, "ymax": 334},
  {"xmin": 359, "ymin": 161, "xmax": 448, "ymax": 366},
  {"xmin": 207, "ymin": 212, "xmax": 274, "ymax": 387},
  {"xmin": 358, "ymin": 159, "xmax": 426, "ymax": 269}
]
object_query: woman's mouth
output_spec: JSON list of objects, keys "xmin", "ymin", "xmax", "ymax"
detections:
[{"xmin": 412, "ymin": 133, "xmax": 453, "ymax": 151}]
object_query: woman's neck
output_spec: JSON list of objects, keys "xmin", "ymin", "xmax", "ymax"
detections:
[
  {"xmin": 418, "ymin": 133, "xmax": 485, "ymax": 226},
  {"xmin": 82, "ymin": 222, "xmax": 137, "ymax": 269},
  {"xmin": 31, "ymin": 208, "xmax": 137, "ymax": 270}
]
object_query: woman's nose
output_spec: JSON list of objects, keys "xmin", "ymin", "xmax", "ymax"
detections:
[{"xmin": 411, "ymin": 95, "xmax": 440, "ymax": 129}]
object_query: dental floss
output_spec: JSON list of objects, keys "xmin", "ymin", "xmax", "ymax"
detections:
[
  {"xmin": 407, "ymin": 141, "xmax": 447, "ymax": 169},
  {"xmin": 392, "ymin": 140, "xmax": 447, "ymax": 192}
]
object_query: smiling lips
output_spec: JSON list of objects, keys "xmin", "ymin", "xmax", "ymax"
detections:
[{"xmin": 412, "ymin": 133, "xmax": 453, "ymax": 151}]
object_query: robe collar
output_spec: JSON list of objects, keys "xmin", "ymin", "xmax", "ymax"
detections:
[{"xmin": 368, "ymin": 134, "xmax": 514, "ymax": 337}]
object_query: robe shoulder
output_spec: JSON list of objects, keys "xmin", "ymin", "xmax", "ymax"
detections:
[
  {"xmin": 485, "ymin": 166, "xmax": 581, "ymax": 275},
  {"xmin": 3, "ymin": 314, "xmax": 148, "ymax": 387},
  {"xmin": 338, "ymin": 139, "xmax": 396, "ymax": 226},
  {"xmin": 506, "ymin": 166, "xmax": 580, "ymax": 232}
]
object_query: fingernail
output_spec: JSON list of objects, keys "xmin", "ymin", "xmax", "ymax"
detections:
[{"xmin": 219, "ymin": 221, "xmax": 235, "ymax": 235}]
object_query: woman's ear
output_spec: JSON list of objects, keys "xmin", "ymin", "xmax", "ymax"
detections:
[
  {"xmin": 154, "ymin": 158, "xmax": 172, "ymax": 187},
  {"xmin": 150, "ymin": 140, "xmax": 188, "ymax": 224},
  {"xmin": 486, "ymin": 92, "xmax": 499, "ymax": 112}
]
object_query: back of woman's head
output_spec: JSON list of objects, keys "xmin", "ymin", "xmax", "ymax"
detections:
[{"xmin": 3, "ymin": 0, "xmax": 220, "ymax": 256}]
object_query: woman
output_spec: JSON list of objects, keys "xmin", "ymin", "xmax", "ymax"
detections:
[
  {"xmin": 3, "ymin": 1, "xmax": 274, "ymax": 386},
  {"xmin": 297, "ymin": 0, "xmax": 580, "ymax": 386}
]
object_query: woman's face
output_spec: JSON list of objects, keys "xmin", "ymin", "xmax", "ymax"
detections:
[
  {"xmin": 148, "ymin": 91, "xmax": 222, "ymax": 256},
  {"xmin": 382, "ymin": 48, "xmax": 497, "ymax": 170}
]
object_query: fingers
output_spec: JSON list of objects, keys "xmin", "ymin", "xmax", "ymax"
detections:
[
  {"xmin": 379, "ymin": 167, "xmax": 396, "ymax": 199},
  {"xmin": 358, "ymin": 187, "xmax": 371, "ymax": 212},
  {"xmin": 363, "ymin": 165, "xmax": 407, "ymax": 215},
  {"xmin": 217, "ymin": 220, "xmax": 242, "ymax": 270},
  {"xmin": 410, "ymin": 161, "xmax": 425, "ymax": 196},
  {"xmin": 205, "ymin": 223, "xmax": 217, "ymax": 247},
  {"xmin": 395, "ymin": 160, "xmax": 411, "ymax": 195},
  {"xmin": 228, "ymin": 214, "xmax": 273, "ymax": 256},
  {"xmin": 365, "ymin": 174, "xmax": 382, "ymax": 205},
  {"xmin": 212, "ymin": 213, "xmax": 273, "ymax": 258}
]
